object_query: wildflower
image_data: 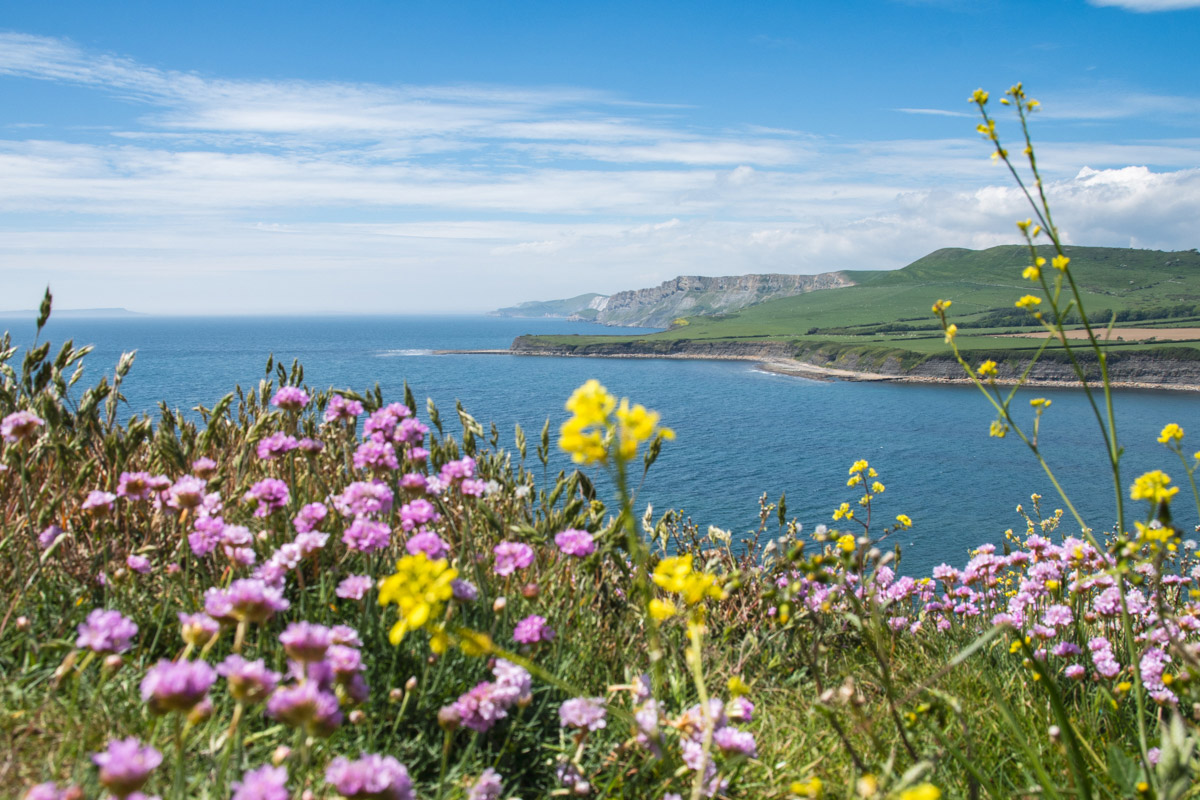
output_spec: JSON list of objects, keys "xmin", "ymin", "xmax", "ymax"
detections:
[
  {"xmin": 1131, "ymin": 469, "xmax": 1179, "ymax": 504},
  {"xmin": 204, "ymin": 579, "xmax": 290, "ymax": 624},
  {"xmin": 81, "ymin": 490, "xmax": 117, "ymax": 517},
  {"xmin": 1030, "ymin": 397, "xmax": 1051, "ymax": 409},
  {"xmin": 396, "ymin": 417, "xmax": 428, "ymax": 445},
  {"xmin": 166, "ymin": 475, "xmax": 207, "ymax": 510},
  {"xmin": 140, "ymin": 659, "xmax": 216, "ymax": 714},
  {"xmin": 191, "ymin": 457, "xmax": 218, "ymax": 478},
  {"xmin": 336, "ymin": 575, "xmax": 374, "ymax": 601},
  {"xmin": 652, "ymin": 555, "xmax": 724, "ymax": 604},
  {"xmin": 271, "ymin": 386, "xmax": 310, "ymax": 412},
  {"xmin": 559, "ymin": 696, "xmax": 607, "ymax": 731},
  {"xmin": 244, "ymin": 478, "xmax": 289, "ymax": 517},
  {"xmin": 217, "ymin": 656, "xmax": 281, "ymax": 705},
  {"xmin": 513, "ymin": 614, "xmax": 555, "ymax": 644},
  {"xmin": 1052, "ymin": 254, "xmax": 1070, "ymax": 271},
  {"xmin": 989, "ymin": 420, "xmax": 1008, "ymax": 438},
  {"xmin": 714, "ymin": 725, "xmax": 757, "ymax": 757},
  {"xmin": 324, "ymin": 394, "xmax": 364, "ymax": 423},
  {"xmin": 231, "ymin": 765, "xmax": 289, "ymax": 800},
  {"xmin": 76, "ymin": 609, "xmax": 138, "ymax": 654},
  {"xmin": 448, "ymin": 660, "xmax": 531, "ymax": 732},
  {"xmin": 333, "ymin": 480, "xmax": 393, "ymax": 517},
  {"xmin": 944, "ymin": 324, "xmax": 957, "ymax": 344},
  {"xmin": 38, "ymin": 524, "xmax": 65, "ymax": 550},
  {"xmin": 126, "ymin": 554, "xmax": 151, "ymax": 574},
  {"xmin": 1, "ymin": 410, "xmax": 44, "ymax": 443},
  {"xmin": 405, "ymin": 530, "xmax": 449, "ymax": 560},
  {"xmin": 298, "ymin": 437, "xmax": 324, "ymax": 453},
  {"xmin": 378, "ymin": 552, "xmax": 458, "ymax": 645},
  {"xmin": 178, "ymin": 612, "xmax": 220, "ymax": 647},
  {"xmin": 1023, "ymin": 257, "xmax": 1045, "ymax": 280},
  {"xmin": 978, "ymin": 359, "xmax": 998, "ymax": 378},
  {"xmin": 399, "ymin": 499, "xmax": 439, "ymax": 531},
  {"xmin": 342, "ymin": 518, "xmax": 391, "ymax": 553},
  {"xmin": 970, "ymin": 88, "xmax": 988, "ymax": 105},
  {"xmin": 256, "ymin": 432, "xmax": 298, "ymax": 460},
  {"xmin": 899, "ymin": 786, "xmax": 941, "ymax": 800},
  {"xmin": 325, "ymin": 754, "xmax": 413, "ymax": 800},
  {"xmin": 832, "ymin": 502, "xmax": 853, "ymax": 521},
  {"xmin": 649, "ymin": 598, "xmax": 678, "ymax": 620},
  {"xmin": 555, "ymin": 529, "xmax": 596, "ymax": 557},
  {"xmin": 22, "ymin": 784, "xmax": 70, "ymax": 800},
  {"xmin": 931, "ymin": 299, "xmax": 952, "ymax": 313},
  {"xmin": 559, "ymin": 379, "xmax": 672, "ymax": 464},
  {"xmin": 364, "ymin": 403, "xmax": 413, "ymax": 442},
  {"xmin": 279, "ymin": 622, "xmax": 334, "ymax": 663},
  {"xmin": 1159, "ymin": 423, "xmax": 1184, "ymax": 444},
  {"xmin": 896, "ymin": 514, "xmax": 913, "ymax": 528},
  {"xmin": 267, "ymin": 681, "xmax": 342, "ymax": 736},
  {"xmin": 1015, "ymin": 295, "xmax": 1042, "ymax": 310},
  {"xmin": 493, "ymin": 541, "xmax": 535, "ymax": 576},
  {"xmin": 91, "ymin": 738, "xmax": 161, "ymax": 798},
  {"xmin": 468, "ymin": 769, "xmax": 503, "ymax": 800},
  {"xmin": 353, "ymin": 439, "xmax": 399, "ymax": 472},
  {"xmin": 452, "ymin": 579, "xmax": 479, "ymax": 602},
  {"xmin": 117, "ymin": 471, "xmax": 154, "ymax": 501},
  {"xmin": 440, "ymin": 456, "xmax": 476, "ymax": 482}
]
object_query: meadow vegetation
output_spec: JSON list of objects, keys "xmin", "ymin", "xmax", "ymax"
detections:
[{"xmin": 4, "ymin": 85, "xmax": 1200, "ymax": 800}]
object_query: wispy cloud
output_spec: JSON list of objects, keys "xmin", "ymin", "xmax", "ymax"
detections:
[
  {"xmin": 1, "ymin": 32, "xmax": 1198, "ymax": 314},
  {"xmin": 1088, "ymin": 0, "xmax": 1200, "ymax": 11}
]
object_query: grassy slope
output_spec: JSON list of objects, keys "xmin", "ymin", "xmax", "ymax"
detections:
[
  {"xmin": 495, "ymin": 293, "xmax": 605, "ymax": 317},
  {"xmin": 519, "ymin": 245, "xmax": 1200, "ymax": 361}
]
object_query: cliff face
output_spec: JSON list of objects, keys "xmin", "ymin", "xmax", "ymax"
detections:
[{"xmin": 569, "ymin": 272, "xmax": 854, "ymax": 328}]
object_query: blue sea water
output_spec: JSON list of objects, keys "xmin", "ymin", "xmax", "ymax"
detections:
[{"xmin": 11, "ymin": 313, "xmax": 1200, "ymax": 575}]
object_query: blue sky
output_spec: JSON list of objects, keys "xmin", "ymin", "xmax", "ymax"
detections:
[{"xmin": 2, "ymin": 0, "xmax": 1199, "ymax": 313}]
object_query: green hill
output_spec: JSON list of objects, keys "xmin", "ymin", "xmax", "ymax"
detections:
[
  {"xmin": 493, "ymin": 293, "xmax": 605, "ymax": 319},
  {"xmin": 514, "ymin": 245, "xmax": 1200, "ymax": 364}
]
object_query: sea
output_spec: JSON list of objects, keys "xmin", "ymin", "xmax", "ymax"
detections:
[{"xmin": 10, "ymin": 313, "xmax": 1200, "ymax": 576}]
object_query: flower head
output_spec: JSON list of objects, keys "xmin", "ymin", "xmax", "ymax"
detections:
[
  {"xmin": 232, "ymin": 765, "xmax": 289, "ymax": 800},
  {"xmin": 559, "ymin": 696, "xmax": 607, "ymax": 731},
  {"xmin": 378, "ymin": 552, "xmax": 458, "ymax": 645},
  {"xmin": 91, "ymin": 738, "xmax": 161, "ymax": 798},
  {"xmin": 1, "ymin": 410, "xmax": 44, "ymax": 443},
  {"xmin": 140, "ymin": 659, "xmax": 216, "ymax": 714},
  {"xmin": 271, "ymin": 386, "xmax": 310, "ymax": 412},
  {"xmin": 325, "ymin": 754, "xmax": 413, "ymax": 800},
  {"xmin": 77, "ymin": 609, "xmax": 138, "ymax": 654},
  {"xmin": 555, "ymin": 528, "xmax": 596, "ymax": 557}
]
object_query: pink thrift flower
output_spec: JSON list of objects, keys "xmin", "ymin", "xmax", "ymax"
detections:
[
  {"xmin": 513, "ymin": 614, "xmax": 555, "ymax": 644},
  {"xmin": 343, "ymin": 519, "xmax": 391, "ymax": 553},
  {"xmin": 126, "ymin": 554, "xmax": 151, "ymax": 574},
  {"xmin": 554, "ymin": 529, "xmax": 596, "ymax": 557},
  {"xmin": 271, "ymin": 386, "xmax": 310, "ymax": 411},
  {"xmin": 324, "ymin": 394, "xmax": 364, "ymax": 423},
  {"xmin": 493, "ymin": 541, "xmax": 534, "ymax": 576},
  {"xmin": 257, "ymin": 432, "xmax": 299, "ymax": 460},
  {"xmin": 336, "ymin": 575, "xmax": 374, "ymax": 600},
  {"xmin": 81, "ymin": 490, "xmax": 117, "ymax": 517},
  {"xmin": 1, "ymin": 410, "xmax": 44, "ymax": 443}
]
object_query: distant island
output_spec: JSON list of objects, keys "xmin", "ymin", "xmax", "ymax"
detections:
[
  {"xmin": 0, "ymin": 307, "xmax": 144, "ymax": 318},
  {"xmin": 499, "ymin": 244, "xmax": 1200, "ymax": 390}
]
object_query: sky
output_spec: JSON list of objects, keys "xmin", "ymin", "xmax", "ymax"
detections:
[{"xmin": 2, "ymin": 0, "xmax": 1200, "ymax": 315}]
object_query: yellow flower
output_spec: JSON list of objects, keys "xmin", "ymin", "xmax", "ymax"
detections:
[
  {"xmin": 1030, "ymin": 397, "xmax": 1051, "ymax": 409},
  {"xmin": 1022, "ymin": 257, "xmax": 1045, "ymax": 280},
  {"xmin": 849, "ymin": 459, "xmax": 869, "ymax": 474},
  {"xmin": 648, "ymin": 598, "xmax": 678, "ymax": 620},
  {"xmin": 1158, "ymin": 423, "xmax": 1184, "ymax": 444},
  {"xmin": 1052, "ymin": 254, "xmax": 1070, "ymax": 271},
  {"xmin": 378, "ymin": 553, "xmax": 458, "ymax": 645},
  {"xmin": 871, "ymin": 481, "xmax": 885, "ymax": 493},
  {"xmin": 837, "ymin": 534, "xmax": 856, "ymax": 553},
  {"xmin": 790, "ymin": 777, "xmax": 823, "ymax": 798},
  {"xmin": 1015, "ymin": 295, "xmax": 1042, "ymax": 310},
  {"xmin": 651, "ymin": 555, "xmax": 723, "ymax": 604},
  {"xmin": 970, "ymin": 88, "xmax": 989, "ymax": 105},
  {"xmin": 727, "ymin": 675, "xmax": 751, "ymax": 697},
  {"xmin": 1131, "ymin": 469, "xmax": 1179, "ymax": 504},
  {"xmin": 944, "ymin": 324, "xmax": 958, "ymax": 344},
  {"xmin": 899, "ymin": 785, "xmax": 941, "ymax": 800},
  {"xmin": 978, "ymin": 359, "xmax": 998, "ymax": 378},
  {"xmin": 896, "ymin": 514, "xmax": 913, "ymax": 529},
  {"xmin": 931, "ymin": 299, "xmax": 952, "ymax": 314},
  {"xmin": 558, "ymin": 380, "xmax": 672, "ymax": 464},
  {"xmin": 832, "ymin": 502, "xmax": 853, "ymax": 521},
  {"xmin": 847, "ymin": 474, "xmax": 863, "ymax": 487}
]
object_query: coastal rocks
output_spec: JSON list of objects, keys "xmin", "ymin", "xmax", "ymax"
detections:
[{"xmin": 568, "ymin": 272, "xmax": 854, "ymax": 328}]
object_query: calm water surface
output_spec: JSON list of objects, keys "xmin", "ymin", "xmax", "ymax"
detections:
[{"xmin": 12, "ymin": 314, "xmax": 1200, "ymax": 575}]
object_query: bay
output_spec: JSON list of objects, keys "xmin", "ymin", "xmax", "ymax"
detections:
[{"xmin": 13, "ymin": 313, "xmax": 1200, "ymax": 575}]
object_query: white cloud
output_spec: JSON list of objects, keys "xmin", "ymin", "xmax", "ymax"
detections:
[
  {"xmin": 0, "ymin": 32, "xmax": 1198, "ymax": 314},
  {"xmin": 1088, "ymin": 0, "xmax": 1200, "ymax": 10}
]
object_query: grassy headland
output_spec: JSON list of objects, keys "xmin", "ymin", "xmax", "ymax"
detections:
[{"xmin": 510, "ymin": 245, "xmax": 1200, "ymax": 385}]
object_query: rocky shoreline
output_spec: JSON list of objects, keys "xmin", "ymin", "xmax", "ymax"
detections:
[{"xmin": 467, "ymin": 336, "xmax": 1200, "ymax": 392}]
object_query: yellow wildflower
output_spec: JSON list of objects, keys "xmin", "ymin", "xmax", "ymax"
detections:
[
  {"xmin": 837, "ymin": 534, "xmax": 856, "ymax": 553},
  {"xmin": 832, "ymin": 502, "xmax": 853, "ymax": 521},
  {"xmin": 727, "ymin": 675, "xmax": 751, "ymax": 697},
  {"xmin": 849, "ymin": 459, "xmax": 869, "ymax": 474},
  {"xmin": 978, "ymin": 359, "xmax": 998, "ymax": 378},
  {"xmin": 648, "ymin": 598, "xmax": 677, "ymax": 620},
  {"xmin": 970, "ymin": 88, "xmax": 989, "ymax": 105},
  {"xmin": 944, "ymin": 324, "xmax": 958, "ymax": 344},
  {"xmin": 899, "ymin": 785, "xmax": 941, "ymax": 800},
  {"xmin": 790, "ymin": 777, "xmax": 823, "ymax": 798},
  {"xmin": 1052, "ymin": 254, "xmax": 1070, "ymax": 271},
  {"xmin": 896, "ymin": 514, "xmax": 913, "ymax": 529},
  {"xmin": 931, "ymin": 299, "xmax": 952, "ymax": 314},
  {"xmin": 378, "ymin": 553, "xmax": 458, "ymax": 645},
  {"xmin": 1030, "ymin": 397, "xmax": 1050, "ymax": 409},
  {"xmin": 558, "ymin": 379, "xmax": 672, "ymax": 464},
  {"xmin": 871, "ymin": 481, "xmax": 885, "ymax": 493},
  {"xmin": 1015, "ymin": 295, "xmax": 1042, "ymax": 310},
  {"xmin": 1130, "ymin": 469, "xmax": 1179, "ymax": 504},
  {"xmin": 1158, "ymin": 423, "xmax": 1184, "ymax": 444}
]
